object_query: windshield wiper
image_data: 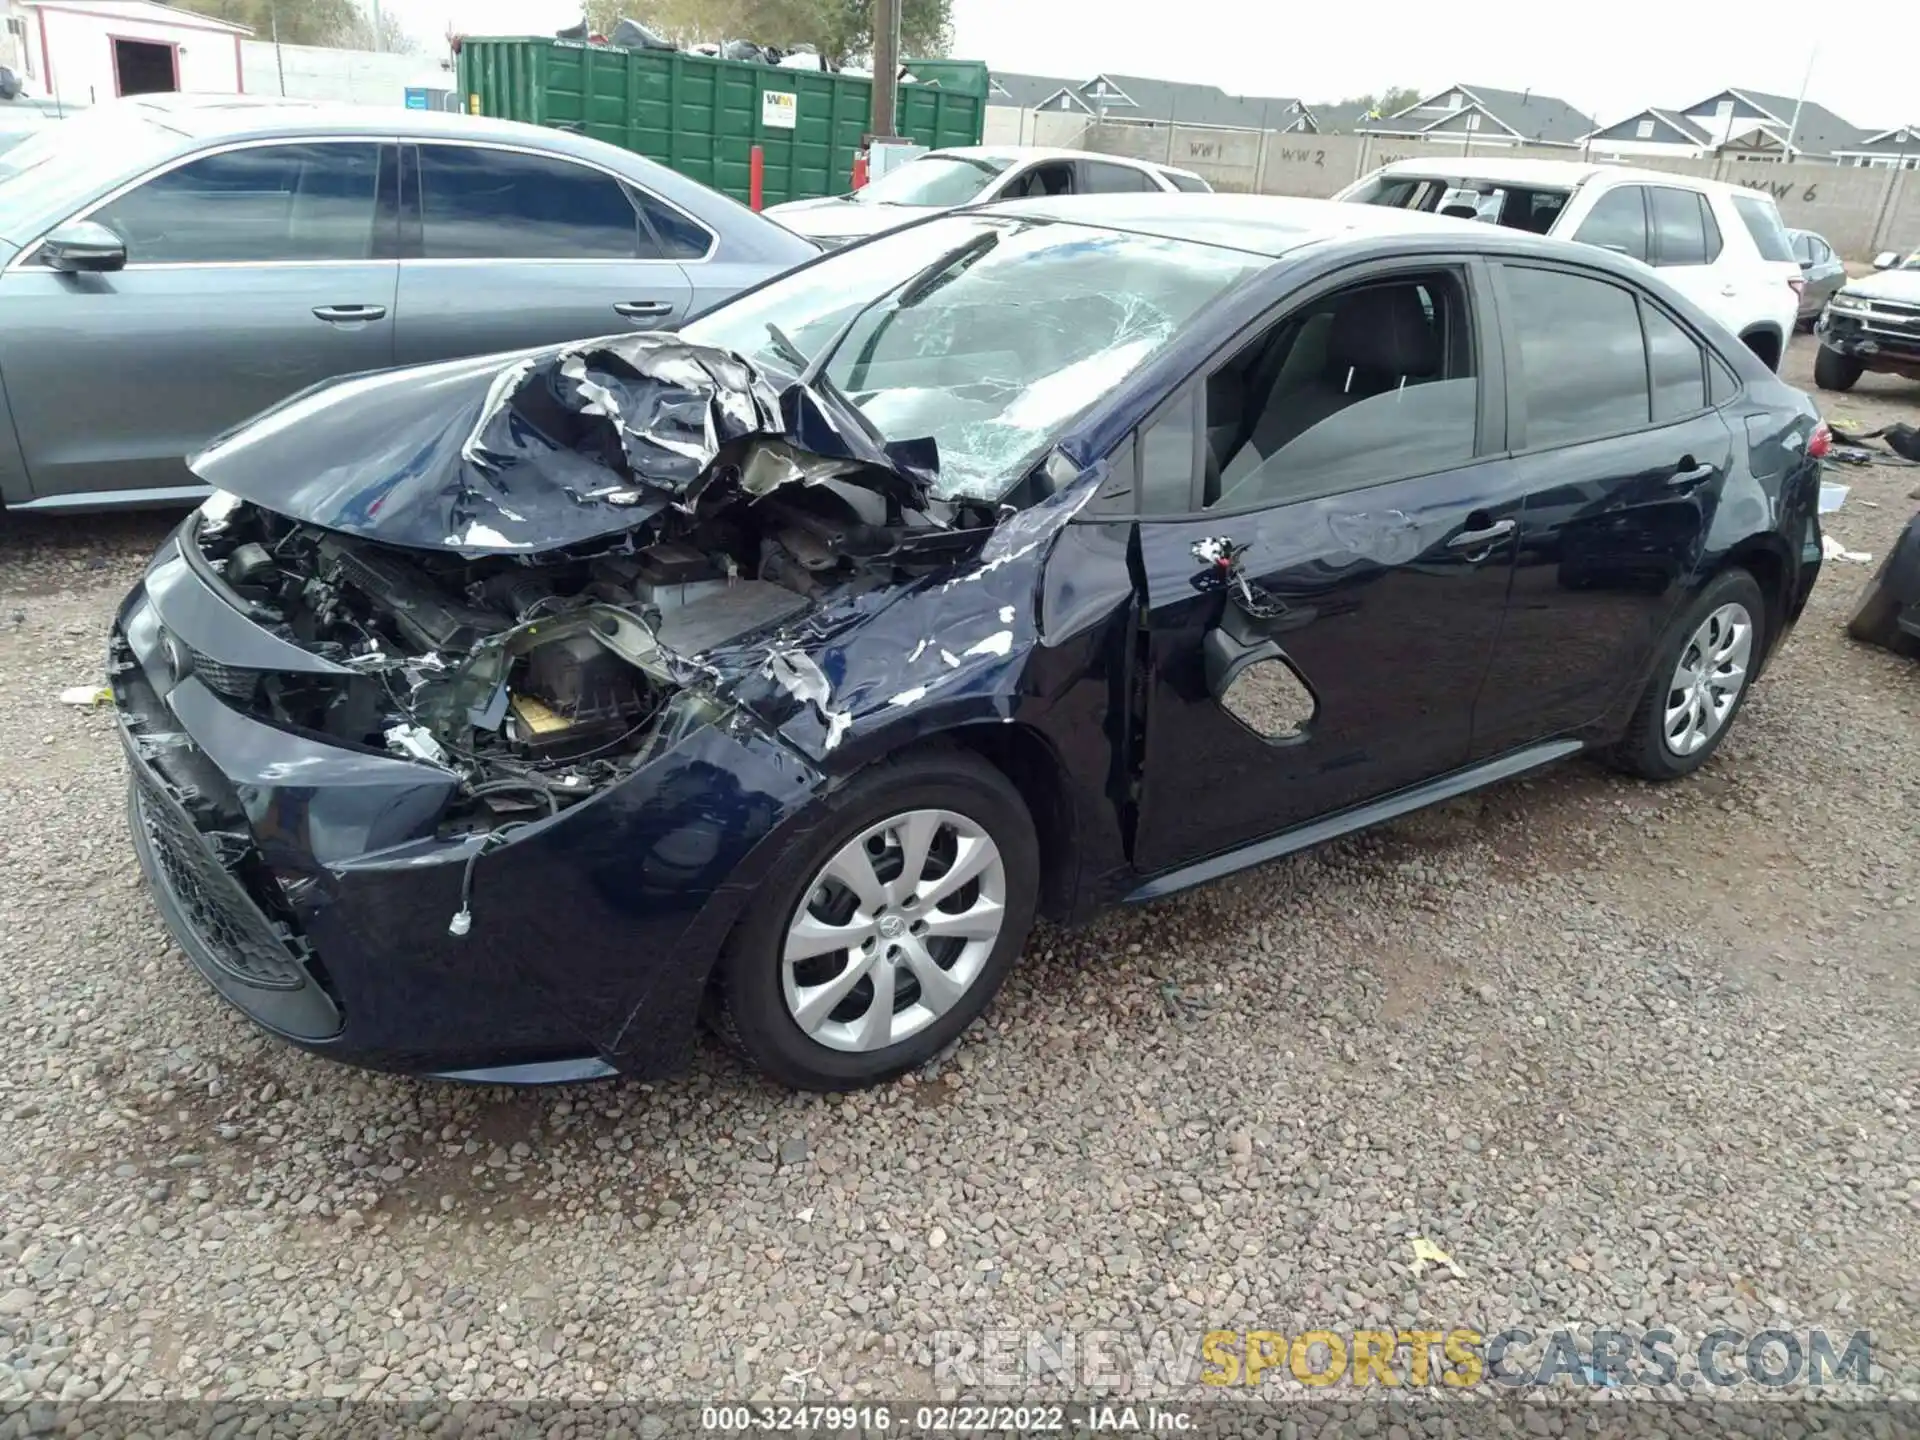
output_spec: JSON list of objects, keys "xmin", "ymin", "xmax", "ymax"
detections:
[
  {"xmin": 763, "ymin": 323, "xmax": 810, "ymax": 372},
  {"xmin": 799, "ymin": 229, "xmax": 1000, "ymax": 387}
]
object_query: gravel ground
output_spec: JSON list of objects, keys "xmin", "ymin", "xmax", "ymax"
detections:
[{"xmin": 0, "ymin": 335, "xmax": 1916, "ymax": 1419}]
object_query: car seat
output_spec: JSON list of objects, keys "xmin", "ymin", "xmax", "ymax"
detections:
[{"xmin": 1214, "ymin": 285, "xmax": 1439, "ymax": 500}]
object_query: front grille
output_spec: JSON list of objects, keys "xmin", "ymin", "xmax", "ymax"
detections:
[
  {"xmin": 162, "ymin": 627, "xmax": 259, "ymax": 703},
  {"xmin": 190, "ymin": 653, "xmax": 260, "ymax": 703},
  {"xmin": 129, "ymin": 757, "xmax": 307, "ymax": 991}
]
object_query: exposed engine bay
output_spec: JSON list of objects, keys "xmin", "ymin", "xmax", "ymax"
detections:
[{"xmin": 191, "ymin": 480, "xmax": 987, "ymax": 831}]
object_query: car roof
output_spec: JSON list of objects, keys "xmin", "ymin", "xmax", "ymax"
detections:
[
  {"xmin": 105, "ymin": 93, "xmax": 603, "ymax": 151},
  {"xmin": 984, "ymin": 191, "xmax": 1520, "ymax": 257},
  {"xmin": 931, "ymin": 143, "xmax": 1175, "ymax": 172},
  {"xmin": 1369, "ymin": 154, "xmax": 1752, "ymax": 198}
]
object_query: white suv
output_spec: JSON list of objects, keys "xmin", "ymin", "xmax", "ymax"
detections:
[{"xmin": 1335, "ymin": 158, "xmax": 1802, "ymax": 371}]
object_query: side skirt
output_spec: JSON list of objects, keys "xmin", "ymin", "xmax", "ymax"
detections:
[{"xmin": 1125, "ymin": 738, "xmax": 1583, "ymax": 903}]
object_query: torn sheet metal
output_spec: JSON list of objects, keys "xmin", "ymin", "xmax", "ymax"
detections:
[
  {"xmin": 188, "ymin": 334, "xmax": 940, "ymax": 557},
  {"xmin": 700, "ymin": 458, "xmax": 1114, "ymax": 762}
]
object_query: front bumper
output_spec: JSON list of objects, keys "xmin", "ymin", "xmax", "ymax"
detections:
[
  {"xmin": 1817, "ymin": 304, "xmax": 1920, "ymax": 367},
  {"xmin": 113, "ymin": 531, "xmax": 824, "ymax": 1081}
]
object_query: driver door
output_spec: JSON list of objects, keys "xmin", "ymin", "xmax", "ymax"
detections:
[
  {"xmin": 1124, "ymin": 260, "xmax": 1528, "ymax": 875},
  {"xmin": 0, "ymin": 138, "xmax": 398, "ymax": 502}
]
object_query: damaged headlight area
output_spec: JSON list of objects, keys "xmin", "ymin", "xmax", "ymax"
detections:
[{"xmin": 188, "ymin": 462, "xmax": 992, "ymax": 832}]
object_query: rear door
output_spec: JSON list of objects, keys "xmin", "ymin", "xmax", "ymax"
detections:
[
  {"xmin": 0, "ymin": 137, "xmax": 397, "ymax": 502},
  {"xmin": 1470, "ymin": 260, "xmax": 1731, "ymax": 757},
  {"xmin": 1125, "ymin": 258, "xmax": 1528, "ymax": 876},
  {"xmin": 392, "ymin": 140, "xmax": 695, "ymax": 367},
  {"xmin": 1645, "ymin": 184, "xmax": 1736, "ymax": 329}
]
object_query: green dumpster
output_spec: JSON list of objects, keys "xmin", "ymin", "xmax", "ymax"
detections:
[{"xmin": 455, "ymin": 37, "xmax": 988, "ymax": 206}]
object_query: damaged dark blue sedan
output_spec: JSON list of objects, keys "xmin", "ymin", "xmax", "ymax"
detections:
[{"xmin": 113, "ymin": 195, "xmax": 1828, "ymax": 1091}]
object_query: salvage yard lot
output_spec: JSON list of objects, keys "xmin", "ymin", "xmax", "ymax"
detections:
[{"xmin": 0, "ymin": 335, "xmax": 1915, "ymax": 1404}]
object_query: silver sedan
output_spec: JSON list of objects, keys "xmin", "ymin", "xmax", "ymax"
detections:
[{"xmin": 0, "ymin": 95, "xmax": 817, "ymax": 514}]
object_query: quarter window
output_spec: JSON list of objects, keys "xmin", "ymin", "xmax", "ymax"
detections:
[
  {"xmin": 1504, "ymin": 265, "xmax": 1649, "ymax": 449},
  {"xmin": 1572, "ymin": 187, "xmax": 1648, "ymax": 263},
  {"xmin": 1643, "ymin": 304, "xmax": 1707, "ymax": 421},
  {"xmin": 629, "ymin": 186, "xmax": 712, "ymax": 259},
  {"xmin": 91, "ymin": 142, "xmax": 381, "ymax": 264},
  {"xmin": 1730, "ymin": 192, "xmax": 1795, "ymax": 263},
  {"xmin": 417, "ymin": 144, "xmax": 645, "ymax": 259}
]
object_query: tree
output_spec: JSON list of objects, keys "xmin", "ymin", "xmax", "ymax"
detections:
[
  {"xmin": 582, "ymin": 0, "xmax": 952, "ymax": 68},
  {"xmin": 174, "ymin": 0, "xmax": 365, "ymax": 48},
  {"xmin": 338, "ymin": 7, "xmax": 417, "ymax": 52},
  {"xmin": 1337, "ymin": 85, "xmax": 1422, "ymax": 120}
]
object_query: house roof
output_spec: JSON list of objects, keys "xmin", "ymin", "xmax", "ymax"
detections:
[
  {"xmin": 1581, "ymin": 107, "xmax": 1713, "ymax": 146},
  {"xmin": 1678, "ymin": 88, "xmax": 1866, "ymax": 156},
  {"xmin": 1361, "ymin": 85, "xmax": 1596, "ymax": 146},
  {"xmin": 1831, "ymin": 125, "xmax": 1920, "ymax": 156},
  {"xmin": 23, "ymin": 0, "xmax": 252, "ymax": 33},
  {"xmin": 989, "ymin": 70, "xmax": 1310, "ymax": 131}
]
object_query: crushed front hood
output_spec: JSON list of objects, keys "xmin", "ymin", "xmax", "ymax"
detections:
[{"xmin": 187, "ymin": 334, "xmax": 939, "ymax": 556}]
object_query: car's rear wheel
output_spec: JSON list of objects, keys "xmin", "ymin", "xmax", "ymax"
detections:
[
  {"xmin": 713, "ymin": 749, "xmax": 1038, "ymax": 1091},
  {"xmin": 1607, "ymin": 569, "xmax": 1766, "ymax": 781},
  {"xmin": 1814, "ymin": 345, "xmax": 1863, "ymax": 392}
]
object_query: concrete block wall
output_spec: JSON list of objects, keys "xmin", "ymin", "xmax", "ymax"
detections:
[
  {"xmin": 241, "ymin": 40, "xmax": 448, "ymax": 109},
  {"xmin": 991, "ymin": 108, "xmax": 1920, "ymax": 260}
]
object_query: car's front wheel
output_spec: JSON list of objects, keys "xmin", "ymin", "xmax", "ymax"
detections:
[
  {"xmin": 1814, "ymin": 345, "xmax": 1863, "ymax": 391},
  {"xmin": 1607, "ymin": 568, "xmax": 1766, "ymax": 781},
  {"xmin": 713, "ymin": 748, "xmax": 1038, "ymax": 1090}
]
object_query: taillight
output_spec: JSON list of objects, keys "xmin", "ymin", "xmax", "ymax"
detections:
[
  {"xmin": 1809, "ymin": 422, "xmax": 1832, "ymax": 459},
  {"xmin": 1789, "ymin": 277, "xmax": 1807, "ymax": 297}
]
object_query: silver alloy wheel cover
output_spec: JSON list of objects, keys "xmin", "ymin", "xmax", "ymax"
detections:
[
  {"xmin": 1663, "ymin": 601, "xmax": 1753, "ymax": 756},
  {"xmin": 780, "ymin": 808, "xmax": 1008, "ymax": 1054}
]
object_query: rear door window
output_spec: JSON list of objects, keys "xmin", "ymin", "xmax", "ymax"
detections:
[
  {"xmin": 1084, "ymin": 162, "xmax": 1156, "ymax": 194},
  {"xmin": 1648, "ymin": 186, "xmax": 1711, "ymax": 266},
  {"xmin": 1730, "ymin": 192, "xmax": 1795, "ymax": 262},
  {"xmin": 1503, "ymin": 264, "xmax": 1650, "ymax": 449},
  {"xmin": 416, "ymin": 144, "xmax": 646, "ymax": 259},
  {"xmin": 1572, "ymin": 186, "xmax": 1649, "ymax": 262}
]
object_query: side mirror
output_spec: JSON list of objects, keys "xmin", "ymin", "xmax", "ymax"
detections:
[
  {"xmin": 1872, "ymin": 250, "xmax": 1899, "ymax": 270},
  {"xmin": 40, "ymin": 220, "xmax": 127, "ymax": 273},
  {"xmin": 1799, "ymin": 257, "xmax": 1814, "ymax": 270}
]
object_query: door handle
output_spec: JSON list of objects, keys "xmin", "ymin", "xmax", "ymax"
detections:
[
  {"xmin": 1668, "ymin": 457, "xmax": 1716, "ymax": 488},
  {"xmin": 1719, "ymin": 284, "xmax": 1739, "ymax": 297},
  {"xmin": 1448, "ymin": 517, "xmax": 1515, "ymax": 553},
  {"xmin": 312, "ymin": 304, "xmax": 386, "ymax": 323},
  {"xmin": 613, "ymin": 300, "xmax": 674, "ymax": 319}
]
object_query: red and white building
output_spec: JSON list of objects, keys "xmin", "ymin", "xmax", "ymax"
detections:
[{"xmin": 3, "ymin": 0, "xmax": 248, "ymax": 107}]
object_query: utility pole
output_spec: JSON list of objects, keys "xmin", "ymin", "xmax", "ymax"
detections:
[
  {"xmin": 369, "ymin": 0, "xmax": 384, "ymax": 51},
  {"xmin": 269, "ymin": 0, "xmax": 286, "ymax": 95},
  {"xmin": 1785, "ymin": 47, "xmax": 1817, "ymax": 158},
  {"xmin": 869, "ymin": 0, "xmax": 900, "ymax": 142}
]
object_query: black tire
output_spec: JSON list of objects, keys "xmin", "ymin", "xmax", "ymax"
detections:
[
  {"xmin": 712, "ymin": 748, "xmax": 1038, "ymax": 1091},
  {"xmin": 1606, "ymin": 569, "xmax": 1768, "ymax": 782},
  {"xmin": 1814, "ymin": 345, "xmax": 1862, "ymax": 392},
  {"xmin": 1846, "ymin": 553, "xmax": 1920, "ymax": 656}
]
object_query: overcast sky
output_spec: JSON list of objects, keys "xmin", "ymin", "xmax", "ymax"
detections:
[{"xmin": 382, "ymin": 0, "xmax": 1915, "ymax": 133}]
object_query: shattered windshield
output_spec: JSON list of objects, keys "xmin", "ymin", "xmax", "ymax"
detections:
[
  {"xmin": 683, "ymin": 215, "xmax": 1264, "ymax": 501},
  {"xmin": 852, "ymin": 154, "xmax": 1008, "ymax": 207}
]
